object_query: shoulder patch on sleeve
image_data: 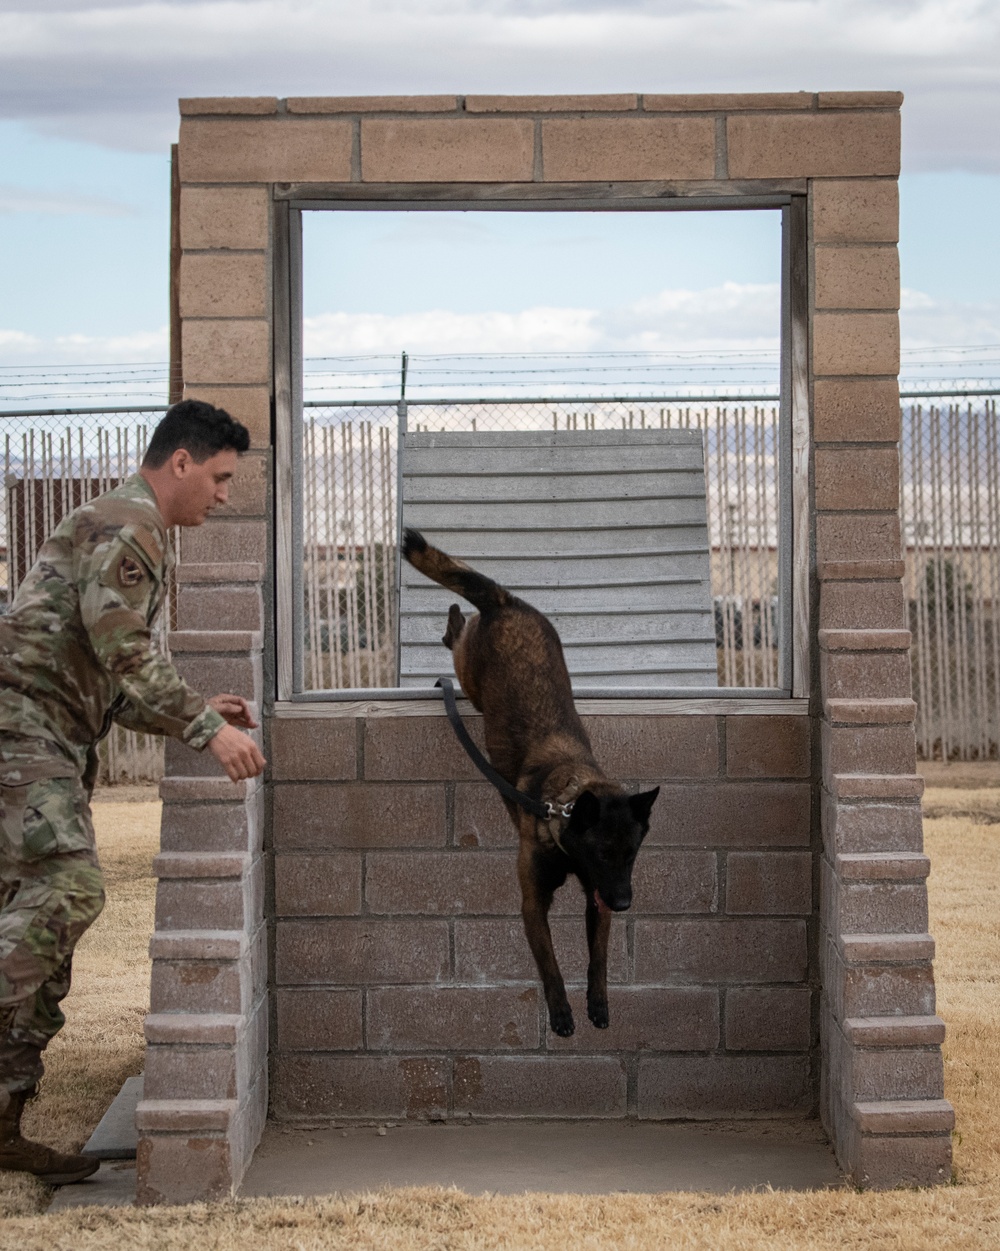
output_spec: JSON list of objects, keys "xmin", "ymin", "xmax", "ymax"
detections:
[
  {"xmin": 126, "ymin": 524, "xmax": 165, "ymax": 570},
  {"xmin": 117, "ymin": 554, "xmax": 147, "ymax": 589}
]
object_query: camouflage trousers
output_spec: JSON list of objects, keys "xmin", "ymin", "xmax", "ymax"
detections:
[{"xmin": 0, "ymin": 770, "xmax": 105, "ymax": 1094}]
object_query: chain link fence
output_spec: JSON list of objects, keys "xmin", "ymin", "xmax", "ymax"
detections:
[
  {"xmin": 301, "ymin": 398, "xmax": 782, "ymax": 694},
  {"xmin": 1, "ymin": 406, "xmax": 172, "ymax": 783},
  {"xmin": 902, "ymin": 396, "xmax": 1000, "ymax": 759},
  {"xmin": 3, "ymin": 392, "xmax": 998, "ymax": 769}
]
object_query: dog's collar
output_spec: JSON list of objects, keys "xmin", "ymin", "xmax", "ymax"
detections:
[{"xmin": 543, "ymin": 782, "xmax": 581, "ymax": 855}]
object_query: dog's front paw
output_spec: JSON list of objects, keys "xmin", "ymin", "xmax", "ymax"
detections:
[
  {"xmin": 587, "ymin": 997, "xmax": 610, "ymax": 1029},
  {"xmin": 549, "ymin": 1003, "xmax": 575, "ymax": 1037}
]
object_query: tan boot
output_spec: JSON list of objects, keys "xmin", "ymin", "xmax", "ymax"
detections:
[{"xmin": 0, "ymin": 1087, "xmax": 99, "ymax": 1185}]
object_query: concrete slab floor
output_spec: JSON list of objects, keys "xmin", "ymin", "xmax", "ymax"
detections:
[
  {"xmin": 242, "ymin": 1120, "xmax": 843, "ymax": 1198},
  {"xmin": 46, "ymin": 1162, "xmax": 137, "ymax": 1210}
]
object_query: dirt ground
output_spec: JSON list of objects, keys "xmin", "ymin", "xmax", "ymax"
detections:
[{"xmin": 0, "ymin": 785, "xmax": 998, "ymax": 1250}]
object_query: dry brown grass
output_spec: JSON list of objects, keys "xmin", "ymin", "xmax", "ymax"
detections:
[{"xmin": 1, "ymin": 791, "xmax": 999, "ymax": 1249}]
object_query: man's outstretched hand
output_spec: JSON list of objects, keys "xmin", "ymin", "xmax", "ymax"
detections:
[
  {"xmin": 207, "ymin": 693, "xmax": 259, "ymax": 729},
  {"xmin": 208, "ymin": 723, "xmax": 266, "ymax": 781}
]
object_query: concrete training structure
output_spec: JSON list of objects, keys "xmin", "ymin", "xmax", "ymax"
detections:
[{"xmin": 135, "ymin": 91, "xmax": 953, "ymax": 1204}]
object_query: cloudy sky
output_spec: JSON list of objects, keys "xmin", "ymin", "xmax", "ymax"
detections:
[{"xmin": 1, "ymin": 0, "xmax": 998, "ymax": 403}]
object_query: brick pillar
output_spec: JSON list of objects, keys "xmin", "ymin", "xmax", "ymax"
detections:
[
  {"xmin": 136, "ymin": 567, "xmax": 268, "ymax": 1204},
  {"xmin": 817, "ymin": 607, "xmax": 953, "ymax": 1186}
]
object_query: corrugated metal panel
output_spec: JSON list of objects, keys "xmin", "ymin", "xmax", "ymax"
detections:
[{"xmin": 399, "ymin": 430, "xmax": 717, "ymax": 690}]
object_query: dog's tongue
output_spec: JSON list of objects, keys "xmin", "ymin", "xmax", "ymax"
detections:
[{"xmin": 594, "ymin": 890, "xmax": 611, "ymax": 916}]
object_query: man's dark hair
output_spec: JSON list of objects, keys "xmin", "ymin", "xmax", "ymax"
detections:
[{"xmin": 142, "ymin": 400, "xmax": 250, "ymax": 468}]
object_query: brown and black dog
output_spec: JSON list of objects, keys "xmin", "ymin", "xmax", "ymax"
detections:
[{"xmin": 403, "ymin": 528, "xmax": 659, "ymax": 1037}]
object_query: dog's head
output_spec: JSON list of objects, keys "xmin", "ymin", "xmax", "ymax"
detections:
[{"xmin": 561, "ymin": 787, "xmax": 659, "ymax": 912}]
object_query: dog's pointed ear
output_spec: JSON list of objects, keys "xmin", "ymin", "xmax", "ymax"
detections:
[
  {"xmin": 567, "ymin": 789, "xmax": 601, "ymax": 830},
  {"xmin": 628, "ymin": 786, "xmax": 660, "ymax": 827}
]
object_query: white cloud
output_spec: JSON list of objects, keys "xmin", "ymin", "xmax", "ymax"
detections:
[
  {"xmin": 304, "ymin": 281, "xmax": 781, "ymax": 358},
  {"xmin": 0, "ymin": 327, "xmax": 167, "ymax": 364},
  {"xmin": 0, "ymin": 0, "xmax": 997, "ymax": 167}
]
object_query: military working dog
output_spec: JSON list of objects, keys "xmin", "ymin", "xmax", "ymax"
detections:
[{"xmin": 403, "ymin": 528, "xmax": 659, "ymax": 1037}]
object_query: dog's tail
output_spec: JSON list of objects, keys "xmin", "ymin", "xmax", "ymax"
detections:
[{"xmin": 402, "ymin": 528, "xmax": 511, "ymax": 613}]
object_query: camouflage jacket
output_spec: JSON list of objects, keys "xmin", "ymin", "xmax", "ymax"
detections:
[{"xmin": 0, "ymin": 473, "xmax": 225, "ymax": 784}]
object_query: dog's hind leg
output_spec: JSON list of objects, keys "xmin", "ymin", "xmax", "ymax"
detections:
[
  {"xmin": 443, "ymin": 603, "xmax": 466, "ymax": 650},
  {"xmin": 517, "ymin": 834, "xmax": 574, "ymax": 1037},
  {"xmin": 585, "ymin": 894, "xmax": 612, "ymax": 1029}
]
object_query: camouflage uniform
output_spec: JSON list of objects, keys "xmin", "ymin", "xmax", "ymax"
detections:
[{"xmin": 0, "ymin": 473, "xmax": 226, "ymax": 1093}]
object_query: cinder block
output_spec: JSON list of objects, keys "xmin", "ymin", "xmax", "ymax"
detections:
[
  {"xmin": 818, "ymin": 92, "xmax": 904, "ymax": 110},
  {"xmin": 274, "ymin": 918, "xmax": 449, "ymax": 985},
  {"xmin": 725, "ymin": 716, "xmax": 810, "ymax": 778},
  {"xmin": 180, "ymin": 97, "xmax": 278, "ymax": 115},
  {"xmin": 368, "ymin": 986, "xmax": 540, "ymax": 1051},
  {"xmin": 182, "ymin": 319, "xmax": 270, "ymax": 386},
  {"xmin": 150, "ymin": 959, "xmax": 243, "ymax": 1014},
  {"xmin": 180, "ymin": 117, "xmax": 353, "ymax": 183},
  {"xmin": 852, "ymin": 1132, "xmax": 952, "ymax": 1189},
  {"xmin": 646, "ymin": 783, "xmax": 811, "ymax": 847},
  {"xmin": 361, "ymin": 119, "xmax": 534, "ymax": 182},
  {"xmin": 179, "ymin": 253, "xmax": 267, "ymax": 319},
  {"xmin": 727, "ymin": 113, "xmax": 900, "ymax": 178},
  {"xmin": 638, "ymin": 1054, "xmax": 812, "ymax": 1117},
  {"xmin": 181, "ymin": 385, "xmax": 271, "ymax": 447},
  {"xmin": 273, "ymin": 853, "xmax": 362, "ymax": 916},
  {"xmin": 645, "ymin": 92, "xmax": 813, "ymax": 111},
  {"xmin": 160, "ymin": 798, "xmax": 257, "ymax": 855},
  {"xmin": 832, "ymin": 955, "xmax": 936, "ymax": 1020},
  {"xmin": 851, "ymin": 1098, "xmax": 953, "ymax": 1133},
  {"xmin": 164, "ymin": 734, "xmax": 228, "ymax": 779},
  {"xmin": 833, "ymin": 879, "xmax": 928, "ymax": 935},
  {"xmin": 180, "ymin": 186, "xmax": 270, "ymax": 251},
  {"xmin": 547, "ymin": 987, "xmax": 720, "ymax": 1052},
  {"xmin": 272, "ymin": 782, "xmax": 446, "ymax": 848},
  {"xmin": 269, "ymin": 718, "xmax": 357, "ymax": 781},
  {"xmin": 135, "ymin": 1134, "xmax": 234, "ymax": 1205},
  {"xmin": 821, "ymin": 649, "xmax": 912, "ymax": 702},
  {"xmin": 541, "ymin": 118, "xmax": 715, "ymax": 181},
  {"xmin": 177, "ymin": 584, "xmax": 264, "ymax": 632},
  {"xmin": 814, "ymin": 448, "xmax": 900, "ymax": 512},
  {"xmin": 365, "ymin": 850, "xmax": 521, "ymax": 916},
  {"xmin": 812, "ymin": 180, "xmax": 899, "ymax": 244},
  {"xmin": 453, "ymin": 1056, "xmax": 626, "ymax": 1117},
  {"xmin": 454, "ymin": 783, "xmax": 516, "ymax": 847},
  {"xmin": 181, "ymin": 518, "xmax": 268, "ymax": 565},
  {"xmin": 633, "ymin": 919, "xmax": 807, "ymax": 983},
  {"xmin": 822, "ymin": 722, "xmax": 917, "ymax": 780},
  {"xmin": 467, "ymin": 94, "xmax": 638, "ymax": 112},
  {"xmin": 824, "ymin": 699, "xmax": 915, "ymax": 726},
  {"xmin": 364, "ymin": 717, "xmax": 483, "ymax": 780},
  {"xmin": 144, "ymin": 1045, "xmax": 237, "ymax": 1100},
  {"xmin": 725, "ymin": 852, "xmax": 813, "ymax": 915},
  {"xmin": 631, "ymin": 849, "xmax": 718, "ymax": 913},
  {"xmin": 812, "ymin": 378, "xmax": 900, "ymax": 442},
  {"xmin": 816, "ymin": 514, "xmax": 902, "ymax": 566},
  {"xmin": 725, "ymin": 987, "xmax": 812, "ymax": 1051},
  {"xmin": 814, "ymin": 247, "xmax": 899, "ymax": 311},
  {"xmin": 171, "ymin": 652, "xmax": 259, "ymax": 705},
  {"xmin": 274, "ymin": 988, "xmax": 363, "ymax": 1050},
  {"xmin": 822, "ymin": 795, "xmax": 924, "ymax": 854},
  {"xmin": 819, "ymin": 581, "xmax": 905, "ymax": 632},
  {"xmin": 272, "ymin": 1055, "xmax": 449, "ymax": 1119},
  {"xmin": 155, "ymin": 878, "xmax": 246, "ymax": 930},
  {"xmin": 287, "ymin": 95, "xmax": 458, "ymax": 113},
  {"xmin": 841, "ymin": 1046, "xmax": 944, "ymax": 1105},
  {"xmin": 453, "ymin": 916, "xmax": 628, "ymax": 985},
  {"xmin": 844, "ymin": 1016, "xmax": 945, "ymax": 1048},
  {"xmin": 813, "ymin": 312, "xmax": 900, "ymax": 376},
  {"xmin": 583, "ymin": 716, "xmax": 719, "ymax": 778}
]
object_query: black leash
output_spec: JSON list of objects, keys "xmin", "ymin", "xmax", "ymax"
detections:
[{"xmin": 435, "ymin": 677, "xmax": 575, "ymax": 825}]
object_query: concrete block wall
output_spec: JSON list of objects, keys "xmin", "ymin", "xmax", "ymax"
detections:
[
  {"xmin": 270, "ymin": 711, "xmax": 815, "ymax": 1122},
  {"xmin": 153, "ymin": 89, "xmax": 953, "ymax": 1200}
]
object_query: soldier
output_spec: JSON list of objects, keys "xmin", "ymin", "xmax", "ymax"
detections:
[{"xmin": 0, "ymin": 399, "xmax": 266, "ymax": 1185}]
